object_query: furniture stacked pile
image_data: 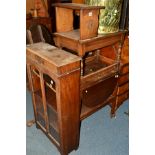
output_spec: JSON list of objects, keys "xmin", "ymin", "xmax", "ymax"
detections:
[
  {"xmin": 26, "ymin": 3, "xmax": 127, "ymax": 155},
  {"xmin": 53, "ymin": 3, "xmax": 126, "ymax": 118}
]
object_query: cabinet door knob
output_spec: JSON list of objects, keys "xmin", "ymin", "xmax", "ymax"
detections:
[
  {"xmin": 115, "ymin": 75, "xmax": 119, "ymax": 78},
  {"xmin": 51, "ymin": 80, "xmax": 54, "ymax": 85}
]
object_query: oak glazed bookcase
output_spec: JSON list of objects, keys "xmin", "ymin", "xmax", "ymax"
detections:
[
  {"xmin": 27, "ymin": 3, "xmax": 126, "ymax": 155},
  {"xmin": 27, "ymin": 43, "xmax": 81, "ymax": 155}
]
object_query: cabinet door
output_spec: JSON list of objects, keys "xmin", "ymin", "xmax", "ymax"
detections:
[
  {"xmin": 82, "ymin": 76, "xmax": 117, "ymax": 107},
  {"xmin": 43, "ymin": 73, "xmax": 60, "ymax": 143},
  {"xmin": 30, "ymin": 66, "xmax": 47, "ymax": 129}
]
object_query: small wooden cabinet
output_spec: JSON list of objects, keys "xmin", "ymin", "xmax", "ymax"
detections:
[
  {"xmin": 53, "ymin": 3, "xmax": 104, "ymax": 40},
  {"xmin": 26, "ymin": 43, "xmax": 81, "ymax": 155}
]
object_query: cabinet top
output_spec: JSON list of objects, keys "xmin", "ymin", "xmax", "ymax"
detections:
[
  {"xmin": 26, "ymin": 42, "xmax": 81, "ymax": 67},
  {"xmin": 52, "ymin": 3, "xmax": 105, "ymax": 10}
]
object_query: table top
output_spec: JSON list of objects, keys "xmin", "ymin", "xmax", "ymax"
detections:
[
  {"xmin": 54, "ymin": 29, "xmax": 126, "ymax": 42},
  {"xmin": 52, "ymin": 3, "xmax": 105, "ymax": 10}
]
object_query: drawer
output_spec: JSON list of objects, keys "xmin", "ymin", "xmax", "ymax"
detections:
[
  {"xmin": 118, "ymin": 73, "xmax": 129, "ymax": 85},
  {"xmin": 81, "ymin": 54, "xmax": 118, "ymax": 90},
  {"xmin": 117, "ymin": 82, "xmax": 129, "ymax": 95},
  {"xmin": 82, "ymin": 76, "xmax": 117, "ymax": 107},
  {"xmin": 117, "ymin": 91, "xmax": 129, "ymax": 108}
]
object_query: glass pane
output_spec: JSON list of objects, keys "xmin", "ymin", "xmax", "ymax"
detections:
[{"xmin": 43, "ymin": 73, "xmax": 60, "ymax": 142}]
